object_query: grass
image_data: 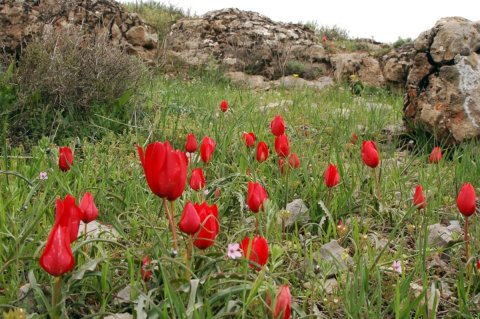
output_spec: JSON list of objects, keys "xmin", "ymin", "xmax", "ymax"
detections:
[{"xmin": 1, "ymin": 71, "xmax": 480, "ymax": 318}]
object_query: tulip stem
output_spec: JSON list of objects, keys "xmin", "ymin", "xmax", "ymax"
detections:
[
  {"xmin": 163, "ymin": 199, "xmax": 179, "ymax": 254},
  {"xmin": 186, "ymin": 235, "xmax": 193, "ymax": 280},
  {"xmin": 465, "ymin": 217, "xmax": 469, "ymax": 261},
  {"xmin": 52, "ymin": 276, "xmax": 62, "ymax": 318},
  {"xmin": 255, "ymin": 214, "xmax": 259, "ymax": 236},
  {"xmin": 83, "ymin": 223, "xmax": 88, "ymax": 254}
]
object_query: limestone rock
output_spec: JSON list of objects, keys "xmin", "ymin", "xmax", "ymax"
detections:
[
  {"xmin": 0, "ymin": 0, "xmax": 158, "ymax": 63},
  {"xmin": 105, "ymin": 313, "xmax": 133, "ymax": 319},
  {"xmin": 404, "ymin": 17, "xmax": 480, "ymax": 143},
  {"xmin": 225, "ymin": 71, "xmax": 268, "ymax": 89},
  {"xmin": 317, "ymin": 240, "xmax": 351, "ymax": 272},
  {"xmin": 427, "ymin": 223, "xmax": 454, "ymax": 248},
  {"xmin": 381, "ymin": 44, "xmax": 416, "ymax": 86},
  {"xmin": 330, "ymin": 52, "xmax": 385, "ymax": 87},
  {"xmin": 283, "ymin": 199, "xmax": 310, "ymax": 228}
]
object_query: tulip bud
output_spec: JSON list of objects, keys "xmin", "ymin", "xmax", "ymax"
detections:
[
  {"xmin": 219, "ymin": 100, "xmax": 228, "ymax": 112},
  {"xmin": 256, "ymin": 141, "xmax": 269, "ymax": 163},
  {"xmin": 271, "ymin": 115, "xmax": 285, "ymax": 136},
  {"xmin": 179, "ymin": 202, "xmax": 201, "ymax": 235},
  {"xmin": 240, "ymin": 235, "xmax": 269, "ymax": 269},
  {"xmin": 193, "ymin": 202, "xmax": 219, "ymax": 249},
  {"xmin": 141, "ymin": 256, "xmax": 152, "ymax": 282},
  {"xmin": 58, "ymin": 146, "xmax": 73, "ymax": 172},
  {"xmin": 273, "ymin": 285, "xmax": 291, "ymax": 319},
  {"xmin": 413, "ymin": 185, "xmax": 425, "ymax": 209},
  {"xmin": 324, "ymin": 164, "xmax": 340, "ymax": 188},
  {"xmin": 79, "ymin": 192, "xmax": 99, "ymax": 223},
  {"xmin": 247, "ymin": 182, "xmax": 268, "ymax": 213},
  {"xmin": 274, "ymin": 134, "xmax": 290, "ymax": 158},
  {"xmin": 288, "ymin": 153, "xmax": 300, "ymax": 169},
  {"xmin": 185, "ymin": 133, "xmax": 197, "ymax": 153},
  {"xmin": 429, "ymin": 147, "xmax": 442, "ymax": 164},
  {"xmin": 457, "ymin": 183, "xmax": 476, "ymax": 217},
  {"xmin": 189, "ymin": 168, "xmax": 206, "ymax": 191},
  {"xmin": 361, "ymin": 140, "xmax": 380, "ymax": 168},
  {"xmin": 242, "ymin": 132, "xmax": 256, "ymax": 148},
  {"xmin": 200, "ymin": 136, "xmax": 216, "ymax": 163}
]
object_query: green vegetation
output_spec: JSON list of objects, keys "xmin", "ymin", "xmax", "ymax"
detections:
[{"xmin": 2, "ymin": 68, "xmax": 480, "ymax": 317}]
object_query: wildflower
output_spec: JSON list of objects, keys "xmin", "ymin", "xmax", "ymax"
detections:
[
  {"xmin": 361, "ymin": 140, "xmax": 380, "ymax": 168},
  {"xmin": 200, "ymin": 136, "xmax": 216, "ymax": 163},
  {"xmin": 288, "ymin": 153, "xmax": 300, "ymax": 169},
  {"xmin": 141, "ymin": 256, "xmax": 152, "ymax": 282},
  {"xmin": 322, "ymin": 35, "xmax": 328, "ymax": 43},
  {"xmin": 429, "ymin": 146, "xmax": 442, "ymax": 163},
  {"xmin": 256, "ymin": 141, "xmax": 269, "ymax": 163},
  {"xmin": 457, "ymin": 183, "xmax": 476, "ymax": 217},
  {"xmin": 324, "ymin": 164, "xmax": 340, "ymax": 188},
  {"xmin": 189, "ymin": 168, "xmax": 206, "ymax": 191},
  {"xmin": 39, "ymin": 171, "xmax": 48, "ymax": 180},
  {"xmin": 242, "ymin": 132, "xmax": 256, "ymax": 148},
  {"xmin": 193, "ymin": 202, "xmax": 219, "ymax": 249},
  {"xmin": 413, "ymin": 185, "xmax": 425, "ymax": 209},
  {"xmin": 185, "ymin": 133, "xmax": 197, "ymax": 153},
  {"xmin": 274, "ymin": 134, "xmax": 290, "ymax": 157},
  {"xmin": 219, "ymin": 100, "xmax": 228, "ymax": 112},
  {"xmin": 178, "ymin": 202, "xmax": 201, "ymax": 235},
  {"xmin": 227, "ymin": 243, "xmax": 242, "ymax": 259},
  {"xmin": 270, "ymin": 115, "xmax": 285, "ymax": 136},
  {"xmin": 273, "ymin": 285, "xmax": 291, "ymax": 319},
  {"xmin": 79, "ymin": 192, "xmax": 99, "ymax": 223},
  {"xmin": 137, "ymin": 141, "xmax": 188, "ymax": 201},
  {"xmin": 247, "ymin": 182, "xmax": 268, "ymax": 213},
  {"xmin": 392, "ymin": 260, "xmax": 402, "ymax": 274},
  {"xmin": 241, "ymin": 235, "xmax": 269, "ymax": 269},
  {"xmin": 58, "ymin": 146, "xmax": 73, "ymax": 172}
]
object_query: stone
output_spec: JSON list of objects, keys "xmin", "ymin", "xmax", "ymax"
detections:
[
  {"xmin": 283, "ymin": 199, "xmax": 310, "ymax": 228},
  {"xmin": 404, "ymin": 17, "xmax": 480, "ymax": 143},
  {"xmin": 113, "ymin": 285, "xmax": 132, "ymax": 305},
  {"xmin": 427, "ymin": 223, "xmax": 454, "ymax": 248},
  {"xmin": 381, "ymin": 44, "xmax": 415, "ymax": 86},
  {"xmin": 274, "ymin": 75, "xmax": 334, "ymax": 91},
  {"xmin": 78, "ymin": 220, "xmax": 119, "ymax": 241},
  {"xmin": 105, "ymin": 313, "xmax": 133, "ymax": 319},
  {"xmin": 317, "ymin": 240, "xmax": 351, "ymax": 271},
  {"xmin": 330, "ymin": 52, "xmax": 385, "ymax": 87},
  {"xmin": 0, "ymin": 0, "xmax": 158, "ymax": 64},
  {"xmin": 225, "ymin": 71, "xmax": 268, "ymax": 89},
  {"xmin": 324, "ymin": 278, "xmax": 338, "ymax": 294}
]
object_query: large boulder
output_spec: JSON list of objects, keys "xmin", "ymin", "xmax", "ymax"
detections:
[
  {"xmin": 330, "ymin": 52, "xmax": 386, "ymax": 87},
  {"xmin": 380, "ymin": 43, "xmax": 416, "ymax": 87},
  {"xmin": 0, "ymin": 0, "xmax": 159, "ymax": 64},
  {"xmin": 404, "ymin": 17, "xmax": 480, "ymax": 143},
  {"xmin": 165, "ymin": 8, "xmax": 330, "ymax": 79}
]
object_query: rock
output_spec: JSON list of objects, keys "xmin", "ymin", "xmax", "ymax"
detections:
[
  {"xmin": 323, "ymin": 278, "xmax": 338, "ymax": 294},
  {"xmin": 78, "ymin": 221, "xmax": 119, "ymax": 241},
  {"xmin": 283, "ymin": 199, "xmax": 310, "ymax": 228},
  {"xmin": 259, "ymin": 99, "xmax": 293, "ymax": 112},
  {"xmin": 317, "ymin": 240, "xmax": 351, "ymax": 272},
  {"xmin": 105, "ymin": 313, "xmax": 133, "ymax": 319},
  {"xmin": 404, "ymin": 17, "xmax": 480, "ymax": 143},
  {"xmin": 330, "ymin": 52, "xmax": 385, "ymax": 87},
  {"xmin": 165, "ymin": 8, "xmax": 327, "ymax": 79},
  {"xmin": 114, "ymin": 285, "xmax": 132, "ymax": 305},
  {"xmin": 410, "ymin": 282, "xmax": 440, "ymax": 314},
  {"xmin": 274, "ymin": 75, "xmax": 334, "ymax": 91},
  {"xmin": 427, "ymin": 223, "xmax": 454, "ymax": 248},
  {"xmin": 18, "ymin": 283, "xmax": 31, "ymax": 299},
  {"xmin": 0, "ymin": 0, "xmax": 158, "ymax": 64},
  {"xmin": 381, "ymin": 44, "xmax": 416, "ymax": 87},
  {"xmin": 225, "ymin": 71, "xmax": 268, "ymax": 89}
]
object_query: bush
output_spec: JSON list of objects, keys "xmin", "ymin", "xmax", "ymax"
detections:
[
  {"xmin": 303, "ymin": 21, "xmax": 350, "ymax": 41},
  {"xmin": 0, "ymin": 62, "xmax": 16, "ymax": 145},
  {"xmin": 9, "ymin": 28, "xmax": 147, "ymax": 144},
  {"xmin": 124, "ymin": 1, "xmax": 186, "ymax": 43},
  {"xmin": 393, "ymin": 37, "xmax": 413, "ymax": 48}
]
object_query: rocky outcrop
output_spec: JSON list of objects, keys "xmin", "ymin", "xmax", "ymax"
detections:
[
  {"xmin": 404, "ymin": 17, "xmax": 480, "ymax": 143},
  {"xmin": 380, "ymin": 44, "xmax": 416, "ymax": 86},
  {"xmin": 330, "ymin": 52, "xmax": 386, "ymax": 87},
  {"xmin": 165, "ymin": 8, "xmax": 329, "ymax": 79},
  {"xmin": 0, "ymin": 0, "xmax": 158, "ymax": 63}
]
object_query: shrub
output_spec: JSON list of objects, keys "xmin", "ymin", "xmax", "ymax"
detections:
[
  {"xmin": 303, "ymin": 21, "xmax": 350, "ymax": 41},
  {"xmin": 124, "ymin": 1, "xmax": 186, "ymax": 44},
  {"xmin": 0, "ymin": 62, "xmax": 16, "ymax": 145},
  {"xmin": 10, "ymin": 28, "xmax": 147, "ymax": 144},
  {"xmin": 393, "ymin": 37, "xmax": 413, "ymax": 48}
]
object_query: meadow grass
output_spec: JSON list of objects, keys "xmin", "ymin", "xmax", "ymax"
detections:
[{"xmin": 1, "ymin": 72, "xmax": 480, "ymax": 318}]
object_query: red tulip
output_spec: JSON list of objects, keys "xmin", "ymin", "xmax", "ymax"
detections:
[
  {"xmin": 351, "ymin": 133, "xmax": 359, "ymax": 145},
  {"xmin": 200, "ymin": 136, "xmax": 216, "ymax": 163},
  {"xmin": 243, "ymin": 132, "xmax": 256, "ymax": 148},
  {"xmin": 413, "ymin": 185, "xmax": 425, "ymax": 209},
  {"xmin": 273, "ymin": 285, "xmax": 291, "ymax": 319},
  {"xmin": 58, "ymin": 146, "xmax": 73, "ymax": 172},
  {"xmin": 322, "ymin": 35, "xmax": 328, "ymax": 43},
  {"xmin": 271, "ymin": 115, "xmax": 285, "ymax": 136},
  {"xmin": 185, "ymin": 133, "xmax": 197, "ymax": 153},
  {"xmin": 288, "ymin": 153, "xmax": 300, "ymax": 169},
  {"xmin": 39, "ymin": 200, "xmax": 75, "ymax": 277},
  {"xmin": 274, "ymin": 134, "xmax": 290, "ymax": 158},
  {"xmin": 141, "ymin": 256, "xmax": 152, "ymax": 282},
  {"xmin": 429, "ymin": 147, "xmax": 442, "ymax": 164},
  {"xmin": 189, "ymin": 168, "xmax": 206, "ymax": 191},
  {"xmin": 137, "ymin": 141, "xmax": 188, "ymax": 201},
  {"xmin": 193, "ymin": 202, "xmax": 219, "ymax": 249},
  {"xmin": 457, "ymin": 183, "xmax": 476, "ymax": 217},
  {"xmin": 179, "ymin": 202, "xmax": 201, "ymax": 235},
  {"xmin": 247, "ymin": 182, "xmax": 268, "ymax": 213},
  {"xmin": 324, "ymin": 164, "xmax": 340, "ymax": 188},
  {"xmin": 361, "ymin": 140, "xmax": 380, "ymax": 168},
  {"xmin": 79, "ymin": 192, "xmax": 99, "ymax": 223},
  {"xmin": 256, "ymin": 141, "xmax": 269, "ymax": 163},
  {"xmin": 55, "ymin": 195, "xmax": 82, "ymax": 243},
  {"xmin": 241, "ymin": 235, "xmax": 269, "ymax": 269},
  {"xmin": 220, "ymin": 100, "xmax": 228, "ymax": 112},
  {"xmin": 214, "ymin": 187, "xmax": 221, "ymax": 198}
]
